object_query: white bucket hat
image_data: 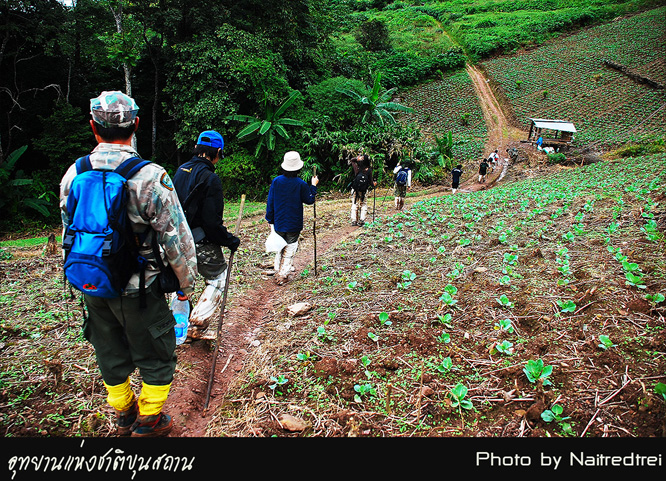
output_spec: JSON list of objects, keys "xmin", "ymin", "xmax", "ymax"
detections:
[{"xmin": 281, "ymin": 151, "xmax": 303, "ymax": 171}]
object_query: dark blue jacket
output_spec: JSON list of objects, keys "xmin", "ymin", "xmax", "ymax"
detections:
[
  {"xmin": 172, "ymin": 156, "xmax": 235, "ymax": 247},
  {"xmin": 265, "ymin": 175, "xmax": 316, "ymax": 233}
]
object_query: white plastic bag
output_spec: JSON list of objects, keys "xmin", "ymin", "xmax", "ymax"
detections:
[{"xmin": 265, "ymin": 225, "xmax": 287, "ymax": 253}]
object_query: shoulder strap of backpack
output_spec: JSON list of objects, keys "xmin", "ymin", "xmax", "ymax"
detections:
[
  {"xmin": 114, "ymin": 156, "xmax": 152, "ymax": 180},
  {"xmin": 75, "ymin": 155, "xmax": 92, "ymax": 174}
]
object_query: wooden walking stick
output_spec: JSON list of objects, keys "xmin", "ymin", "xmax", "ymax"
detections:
[
  {"xmin": 372, "ymin": 159, "xmax": 376, "ymax": 223},
  {"xmin": 313, "ymin": 166, "xmax": 318, "ymax": 277},
  {"xmin": 203, "ymin": 194, "xmax": 245, "ymax": 412}
]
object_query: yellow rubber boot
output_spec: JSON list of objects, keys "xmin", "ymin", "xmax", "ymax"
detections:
[
  {"xmin": 104, "ymin": 378, "xmax": 138, "ymax": 435},
  {"xmin": 132, "ymin": 383, "xmax": 173, "ymax": 437},
  {"xmin": 104, "ymin": 378, "xmax": 135, "ymax": 412},
  {"xmin": 137, "ymin": 382, "xmax": 171, "ymax": 415}
]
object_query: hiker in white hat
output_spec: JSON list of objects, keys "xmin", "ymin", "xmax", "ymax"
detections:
[{"xmin": 265, "ymin": 151, "xmax": 318, "ymax": 285}]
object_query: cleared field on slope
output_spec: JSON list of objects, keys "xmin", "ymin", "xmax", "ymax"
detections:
[
  {"xmin": 481, "ymin": 7, "xmax": 666, "ymax": 147},
  {"xmin": 402, "ymin": 69, "xmax": 488, "ymax": 161}
]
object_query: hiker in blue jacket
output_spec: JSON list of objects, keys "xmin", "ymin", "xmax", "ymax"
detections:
[
  {"xmin": 172, "ymin": 130, "xmax": 240, "ymax": 337},
  {"xmin": 265, "ymin": 151, "xmax": 318, "ymax": 285}
]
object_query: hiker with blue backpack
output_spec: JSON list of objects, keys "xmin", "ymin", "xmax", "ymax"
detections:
[
  {"xmin": 172, "ymin": 130, "xmax": 241, "ymax": 339},
  {"xmin": 393, "ymin": 160, "xmax": 412, "ymax": 211},
  {"xmin": 59, "ymin": 91, "xmax": 197, "ymax": 437},
  {"xmin": 349, "ymin": 154, "xmax": 376, "ymax": 226}
]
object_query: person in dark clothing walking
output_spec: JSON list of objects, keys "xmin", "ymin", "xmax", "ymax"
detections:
[
  {"xmin": 172, "ymin": 130, "xmax": 240, "ymax": 336},
  {"xmin": 349, "ymin": 154, "xmax": 376, "ymax": 226},
  {"xmin": 451, "ymin": 164, "xmax": 463, "ymax": 194},
  {"xmin": 266, "ymin": 151, "xmax": 319, "ymax": 285},
  {"xmin": 478, "ymin": 158, "xmax": 489, "ymax": 183}
]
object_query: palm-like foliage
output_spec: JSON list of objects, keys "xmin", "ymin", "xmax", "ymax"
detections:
[
  {"xmin": 227, "ymin": 91, "xmax": 304, "ymax": 158},
  {"xmin": 337, "ymin": 72, "xmax": 414, "ymax": 126},
  {"xmin": 431, "ymin": 131, "xmax": 456, "ymax": 171}
]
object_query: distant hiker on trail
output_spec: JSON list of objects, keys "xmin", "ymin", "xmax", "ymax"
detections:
[
  {"xmin": 393, "ymin": 160, "xmax": 412, "ymax": 211},
  {"xmin": 59, "ymin": 91, "xmax": 197, "ymax": 437},
  {"xmin": 451, "ymin": 164, "xmax": 463, "ymax": 194},
  {"xmin": 265, "ymin": 151, "xmax": 318, "ymax": 285},
  {"xmin": 488, "ymin": 149, "xmax": 499, "ymax": 172},
  {"xmin": 478, "ymin": 158, "xmax": 489, "ymax": 183},
  {"xmin": 172, "ymin": 130, "xmax": 241, "ymax": 338},
  {"xmin": 349, "ymin": 154, "xmax": 376, "ymax": 226}
]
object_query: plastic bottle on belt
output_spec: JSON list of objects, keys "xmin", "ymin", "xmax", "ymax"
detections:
[{"xmin": 172, "ymin": 291, "xmax": 190, "ymax": 345}]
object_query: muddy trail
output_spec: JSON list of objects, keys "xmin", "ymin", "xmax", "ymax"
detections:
[{"xmin": 165, "ymin": 63, "xmax": 525, "ymax": 437}]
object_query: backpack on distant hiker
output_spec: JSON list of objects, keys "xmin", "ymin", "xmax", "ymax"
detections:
[
  {"xmin": 395, "ymin": 168, "xmax": 409, "ymax": 187},
  {"xmin": 352, "ymin": 170, "xmax": 371, "ymax": 193},
  {"xmin": 62, "ymin": 155, "xmax": 151, "ymax": 299}
]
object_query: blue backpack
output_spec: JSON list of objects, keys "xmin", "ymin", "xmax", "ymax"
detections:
[
  {"xmin": 62, "ymin": 155, "xmax": 151, "ymax": 298},
  {"xmin": 395, "ymin": 168, "xmax": 409, "ymax": 186}
]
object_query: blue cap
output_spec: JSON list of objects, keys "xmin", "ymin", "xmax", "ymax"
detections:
[{"xmin": 197, "ymin": 130, "xmax": 224, "ymax": 150}]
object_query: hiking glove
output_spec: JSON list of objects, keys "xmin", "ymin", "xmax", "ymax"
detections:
[{"xmin": 229, "ymin": 235, "xmax": 241, "ymax": 253}]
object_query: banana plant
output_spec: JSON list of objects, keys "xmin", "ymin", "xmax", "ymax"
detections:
[
  {"xmin": 227, "ymin": 90, "xmax": 304, "ymax": 158},
  {"xmin": 336, "ymin": 72, "xmax": 414, "ymax": 126}
]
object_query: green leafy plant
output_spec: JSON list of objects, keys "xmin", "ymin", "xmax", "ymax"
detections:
[
  {"xmin": 645, "ymin": 293, "xmax": 665, "ymax": 305},
  {"xmin": 541, "ymin": 404, "xmax": 572, "ymax": 434},
  {"xmin": 556, "ymin": 299, "xmax": 576, "ymax": 313},
  {"xmin": 378, "ymin": 311, "xmax": 392, "ymax": 326},
  {"xmin": 598, "ymin": 335, "xmax": 617, "ymax": 350},
  {"xmin": 449, "ymin": 383, "xmax": 473, "ymax": 411},
  {"xmin": 436, "ymin": 357, "xmax": 453, "ymax": 374},
  {"xmin": 523, "ymin": 359, "xmax": 553, "ymax": 386},
  {"xmin": 494, "ymin": 318, "xmax": 514, "ymax": 333},
  {"xmin": 354, "ymin": 383, "xmax": 376, "ymax": 402},
  {"xmin": 398, "ymin": 270, "xmax": 416, "ymax": 289},
  {"xmin": 337, "ymin": 71, "xmax": 414, "ymax": 126},
  {"xmin": 437, "ymin": 331, "xmax": 451, "ymax": 344},
  {"xmin": 361, "ymin": 355, "xmax": 373, "ymax": 379},
  {"xmin": 269, "ymin": 374, "xmax": 288, "ymax": 393},
  {"xmin": 655, "ymin": 382, "xmax": 666, "ymax": 402},
  {"xmin": 437, "ymin": 313, "xmax": 453, "ymax": 328},
  {"xmin": 228, "ymin": 90, "xmax": 304, "ymax": 158},
  {"xmin": 496, "ymin": 294, "xmax": 514, "ymax": 308},
  {"xmin": 296, "ymin": 351, "xmax": 312, "ymax": 362},
  {"xmin": 625, "ymin": 271, "xmax": 646, "ymax": 289},
  {"xmin": 494, "ymin": 340, "xmax": 514, "ymax": 355}
]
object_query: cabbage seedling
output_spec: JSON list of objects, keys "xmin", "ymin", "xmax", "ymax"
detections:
[
  {"xmin": 449, "ymin": 383, "xmax": 473, "ymax": 410},
  {"xmin": 354, "ymin": 383, "xmax": 376, "ymax": 402},
  {"xmin": 378, "ymin": 311, "xmax": 392, "ymax": 326},
  {"xmin": 496, "ymin": 294, "xmax": 514, "ymax": 308},
  {"xmin": 556, "ymin": 299, "xmax": 576, "ymax": 313},
  {"xmin": 523, "ymin": 359, "xmax": 553, "ymax": 386},
  {"xmin": 598, "ymin": 335, "xmax": 617, "ymax": 350},
  {"xmin": 436, "ymin": 357, "xmax": 453, "ymax": 373},
  {"xmin": 494, "ymin": 318, "xmax": 514, "ymax": 333},
  {"xmin": 495, "ymin": 340, "xmax": 514, "ymax": 355}
]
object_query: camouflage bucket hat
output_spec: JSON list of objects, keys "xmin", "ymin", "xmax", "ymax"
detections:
[{"xmin": 90, "ymin": 91, "xmax": 139, "ymax": 128}]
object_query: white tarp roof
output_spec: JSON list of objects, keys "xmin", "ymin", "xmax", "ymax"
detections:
[{"xmin": 529, "ymin": 118, "xmax": 577, "ymax": 133}]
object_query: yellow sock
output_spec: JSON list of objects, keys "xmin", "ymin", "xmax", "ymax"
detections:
[
  {"xmin": 104, "ymin": 378, "xmax": 135, "ymax": 412},
  {"xmin": 138, "ymin": 382, "xmax": 171, "ymax": 416}
]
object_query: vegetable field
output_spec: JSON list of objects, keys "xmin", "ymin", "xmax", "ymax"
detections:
[
  {"xmin": 481, "ymin": 7, "xmax": 666, "ymax": 147},
  {"xmin": 207, "ymin": 153, "xmax": 666, "ymax": 437}
]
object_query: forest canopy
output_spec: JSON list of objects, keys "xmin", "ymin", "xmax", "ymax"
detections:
[{"xmin": 0, "ymin": 0, "xmax": 659, "ymax": 232}]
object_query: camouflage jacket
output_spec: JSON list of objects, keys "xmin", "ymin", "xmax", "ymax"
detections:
[{"xmin": 59, "ymin": 143, "xmax": 198, "ymax": 296}]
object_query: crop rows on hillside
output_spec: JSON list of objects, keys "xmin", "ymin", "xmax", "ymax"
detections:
[
  {"xmin": 402, "ymin": 69, "xmax": 488, "ymax": 161},
  {"xmin": 211, "ymin": 153, "xmax": 666, "ymax": 437},
  {"xmin": 481, "ymin": 7, "xmax": 666, "ymax": 147}
]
